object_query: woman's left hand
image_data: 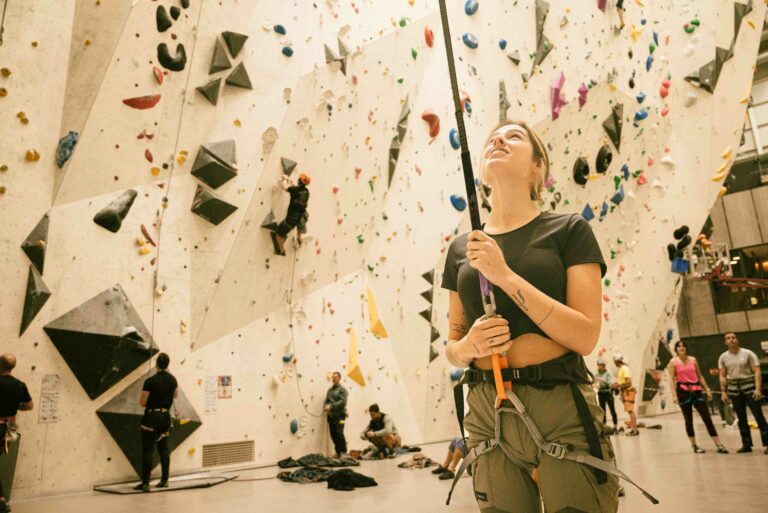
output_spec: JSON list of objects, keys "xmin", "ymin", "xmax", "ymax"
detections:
[
  {"xmin": 466, "ymin": 230, "xmax": 512, "ymax": 285},
  {"xmin": 706, "ymin": 390, "xmax": 713, "ymax": 401}
]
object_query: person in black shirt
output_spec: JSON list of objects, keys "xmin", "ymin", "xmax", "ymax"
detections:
[
  {"xmin": 272, "ymin": 173, "xmax": 311, "ymax": 255},
  {"xmin": 0, "ymin": 354, "xmax": 33, "ymax": 513},
  {"xmin": 134, "ymin": 353, "xmax": 178, "ymax": 492},
  {"xmin": 323, "ymin": 372, "xmax": 348, "ymax": 457}
]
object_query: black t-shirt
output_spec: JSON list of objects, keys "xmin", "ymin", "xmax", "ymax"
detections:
[
  {"xmin": 0, "ymin": 375, "xmax": 32, "ymax": 417},
  {"xmin": 441, "ymin": 212, "xmax": 606, "ymax": 339},
  {"xmin": 288, "ymin": 185, "xmax": 309, "ymax": 210},
  {"xmin": 142, "ymin": 371, "xmax": 177, "ymax": 411}
]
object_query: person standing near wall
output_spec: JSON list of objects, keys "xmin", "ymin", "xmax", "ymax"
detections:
[
  {"xmin": 611, "ymin": 354, "xmax": 639, "ymax": 436},
  {"xmin": 135, "ymin": 353, "xmax": 178, "ymax": 492},
  {"xmin": 323, "ymin": 371, "xmax": 348, "ymax": 458},
  {"xmin": 0, "ymin": 355, "xmax": 33, "ymax": 513},
  {"xmin": 595, "ymin": 358, "xmax": 618, "ymax": 434},
  {"xmin": 718, "ymin": 332, "xmax": 768, "ymax": 454},
  {"xmin": 668, "ymin": 341, "xmax": 728, "ymax": 454}
]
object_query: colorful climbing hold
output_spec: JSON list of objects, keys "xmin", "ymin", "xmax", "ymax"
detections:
[
  {"xmin": 122, "ymin": 94, "xmax": 161, "ymax": 110},
  {"xmin": 450, "ymin": 194, "xmax": 467, "ymax": 212},
  {"xmin": 421, "ymin": 109, "xmax": 440, "ymax": 138},
  {"xmin": 424, "ymin": 26, "xmax": 434, "ymax": 47},
  {"xmin": 290, "ymin": 419, "xmax": 298, "ymax": 434},
  {"xmin": 499, "ymin": 39, "xmax": 507, "ymax": 50},
  {"xmin": 462, "ymin": 33, "xmax": 478, "ymax": 49},
  {"xmin": 449, "ymin": 128, "xmax": 460, "ymax": 149},
  {"xmin": 465, "ymin": 0, "xmax": 479, "ymax": 16},
  {"xmin": 282, "ymin": 46, "xmax": 294, "ymax": 57},
  {"xmin": 274, "ymin": 24, "xmax": 287, "ymax": 35}
]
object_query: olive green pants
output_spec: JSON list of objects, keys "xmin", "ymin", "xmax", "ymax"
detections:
[{"xmin": 464, "ymin": 382, "xmax": 619, "ymax": 513}]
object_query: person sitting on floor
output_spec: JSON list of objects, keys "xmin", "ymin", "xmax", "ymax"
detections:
[
  {"xmin": 360, "ymin": 403, "xmax": 401, "ymax": 458},
  {"xmin": 431, "ymin": 437, "xmax": 468, "ymax": 480}
]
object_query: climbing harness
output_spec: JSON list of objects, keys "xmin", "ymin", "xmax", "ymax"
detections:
[{"xmin": 437, "ymin": 0, "xmax": 658, "ymax": 505}]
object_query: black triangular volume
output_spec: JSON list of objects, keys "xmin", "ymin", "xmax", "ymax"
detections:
[
  {"xmin": 225, "ymin": 62, "xmax": 253, "ymax": 89},
  {"xmin": 97, "ymin": 376, "xmax": 201, "ymax": 475},
  {"xmin": 196, "ymin": 78, "xmax": 221, "ymax": 106},
  {"xmin": 420, "ymin": 289, "xmax": 433, "ymax": 303},
  {"xmin": 421, "ymin": 270, "xmax": 434, "ymax": 285},
  {"xmin": 429, "ymin": 344, "xmax": 440, "ymax": 363},
  {"xmin": 601, "ymin": 103, "xmax": 623, "ymax": 152},
  {"xmin": 93, "ymin": 190, "xmax": 138, "ymax": 233},
  {"xmin": 21, "ymin": 211, "xmax": 50, "ymax": 274},
  {"xmin": 419, "ymin": 308, "xmax": 432, "ymax": 322},
  {"xmin": 209, "ymin": 39, "xmax": 232, "ymax": 74},
  {"xmin": 222, "ymin": 31, "xmax": 249, "ymax": 59},
  {"xmin": 43, "ymin": 284, "xmax": 158, "ymax": 399},
  {"xmin": 430, "ymin": 326, "xmax": 441, "ymax": 343},
  {"xmin": 190, "ymin": 185, "xmax": 238, "ymax": 225},
  {"xmin": 281, "ymin": 157, "xmax": 298, "ymax": 175},
  {"xmin": 261, "ymin": 210, "xmax": 278, "ymax": 231},
  {"xmin": 20, "ymin": 265, "xmax": 51, "ymax": 335}
]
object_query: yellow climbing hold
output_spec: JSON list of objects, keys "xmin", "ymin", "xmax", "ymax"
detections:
[
  {"xmin": 718, "ymin": 186, "xmax": 728, "ymax": 197},
  {"xmin": 630, "ymin": 25, "xmax": 642, "ymax": 43},
  {"xmin": 25, "ymin": 149, "xmax": 40, "ymax": 162},
  {"xmin": 151, "ymin": 166, "xmax": 161, "ymax": 176},
  {"xmin": 367, "ymin": 287, "xmax": 389, "ymax": 338},
  {"xmin": 346, "ymin": 327, "xmax": 366, "ymax": 386},
  {"xmin": 711, "ymin": 159, "xmax": 731, "ymax": 181},
  {"xmin": 721, "ymin": 146, "xmax": 732, "ymax": 160}
]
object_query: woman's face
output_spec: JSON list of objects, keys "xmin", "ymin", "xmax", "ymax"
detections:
[
  {"xmin": 482, "ymin": 124, "xmax": 538, "ymax": 191},
  {"xmin": 676, "ymin": 344, "xmax": 687, "ymax": 357}
]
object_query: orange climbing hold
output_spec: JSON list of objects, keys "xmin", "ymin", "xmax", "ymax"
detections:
[
  {"xmin": 425, "ymin": 26, "xmax": 434, "ymax": 47},
  {"xmin": 421, "ymin": 109, "xmax": 440, "ymax": 138}
]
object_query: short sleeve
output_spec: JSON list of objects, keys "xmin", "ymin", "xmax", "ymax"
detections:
[
  {"xmin": 718, "ymin": 354, "xmax": 726, "ymax": 369},
  {"xmin": 747, "ymin": 350, "xmax": 760, "ymax": 368},
  {"xmin": 142, "ymin": 378, "xmax": 152, "ymax": 392},
  {"xmin": 20, "ymin": 383, "xmax": 32, "ymax": 403},
  {"xmin": 562, "ymin": 214, "xmax": 607, "ymax": 277},
  {"xmin": 440, "ymin": 237, "xmax": 462, "ymax": 291}
]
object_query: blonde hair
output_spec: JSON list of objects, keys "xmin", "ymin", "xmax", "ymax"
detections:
[{"xmin": 479, "ymin": 119, "xmax": 550, "ymax": 201}]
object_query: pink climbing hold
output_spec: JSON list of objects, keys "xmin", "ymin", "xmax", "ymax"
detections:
[
  {"xmin": 550, "ymin": 71, "xmax": 567, "ymax": 120},
  {"xmin": 421, "ymin": 109, "xmax": 440, "ymax": 138},
  {"xmin": 153, "ymin": 66, "xmax": 164, "ymax": 85},
  {"xmin": 578, "ymin": 83, "xmax": 588, "ymax": 109},
  {"xmin": 597, "ymin": 0, "xmax": 607, "ymax": 12}
]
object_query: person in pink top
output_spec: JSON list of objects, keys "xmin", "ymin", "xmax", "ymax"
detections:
[{"xmin": 667, "ymin": 341, "xmax": 728, "ymax": 454}]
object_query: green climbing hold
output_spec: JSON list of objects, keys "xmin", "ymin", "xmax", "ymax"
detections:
[
  {"xmin": 411, "ymin": 48, "xmax": 417, "ymax": 60},
  {"xmin": 357, "ymin": 235, "xmax": 365, "ymax": 244}
]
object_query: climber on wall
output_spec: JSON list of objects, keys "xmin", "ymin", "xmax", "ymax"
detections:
[
  {"xmin": 0, "ymin": 354, "xmax": 33, "ymax": 513},
  {"xmin": 272, "ymin": 173, "xmax": 311, "ymax": 256}
]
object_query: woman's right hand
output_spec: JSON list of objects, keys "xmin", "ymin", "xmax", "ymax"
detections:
[{"xmin": 459, "ymin": 315, "xmax": 513, "ymax": 361}]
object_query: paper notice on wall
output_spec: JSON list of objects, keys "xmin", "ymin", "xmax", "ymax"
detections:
[
  {"xmin": 38, "ymin": 374, "xmax": 61, "ymax": 423},
  {"xmin": 218, "ymin": 375, "xmax": 232, "ymax": 399},
  {"xmin": 204, "ymin": 376, "xmax": 218, "ymax": 415}
]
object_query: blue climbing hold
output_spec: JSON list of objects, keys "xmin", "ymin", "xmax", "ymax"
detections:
[
  {"xmin": 450, "ymin": 194, "xmax": 467, "ymax": 211},
  {"xmin": 449, "ymin": 128, "xmax": 460, "ymax": 149},
  {"xmin": 465, "ymin": 0, "xmax": 479, "ymax": 16},
  {"xmin": 621, "ymin": 163, "xmax": 630, "ymax": 181},
  {"xmin": 610, "ymin": 186, "xmax": 625, "ymax": 205},
  {"xmin": 653, "ymin": 31, "xmax": 659, "ymax": 46},
  {"xmin": 636, "ymin": 91, "xmax": 646, "ymax": 104},
  {"xmin": 499, "ymin": 38, "xmax": 507, "ymax": 50},
  {"xmin": 450, "ymin": 369, "xmax": 464, "ymax": 382},
  {"xmin": 282, "ymin": 353, "xmax": 293, "ymax": 363},
  {"xmin": 56, "ymin": 131, "xmax": 79, "ymax": 169},
  {"xmin": 599, "ymin": 201, "xmax": 609, "ymax": 222},
  {"xmin": 282, "ymin": 46, "xmax": 294, "ymax": 57},
  {"xmin": 666, "ymin": 328, "xmax": 674, "ymax": 342},
  {"xmin": 290, "ymin": 419, "xmax": 298, "ymax": 434},
  {"xmin": 581, "ymin": 204, "xmax": 595, "ymax": 222},
  {"xmin": 646, "ymin": 55, "xmax": 654, "ymax": 72},
  {"xmin": 274, "ymin": 24, "xmax": 287, "ymax": 35},
  {"xmin": 634, "ymin": 109, "xmax": 649, "ymax": 122},
  {"xmin": 462, "ymin": 33, "xmax": 479, "ymax": 49}
]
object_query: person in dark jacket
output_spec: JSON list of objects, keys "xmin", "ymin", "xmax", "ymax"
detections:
[
  {"xmin": 0, "ymin": 354, "xmax": 33, "ymax": 513},
  {"xmin": 324, "ymin": 372, "xmax": 348, "ymax": 457},
  {"xmin": 274, "ymin": 173, "xmax": 311, "ymax": 255},
  {"xmin": 360, "ymin": 404, "xmax": 400, "ymax": 458},
  {"xmin": 135, "ymin": 353, "xmax": 178, "ymax": 492}
]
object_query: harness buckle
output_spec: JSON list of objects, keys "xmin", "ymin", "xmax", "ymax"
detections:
[
  {"xmin": 527, "ymin": 365, "xmax": 543, "ymax": 381},
  {"xmin": 545, "ymin": 442, "xmax": 567, "ymax": 459}
]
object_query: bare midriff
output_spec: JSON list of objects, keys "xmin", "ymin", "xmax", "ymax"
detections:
[{"xmin": 472, "ymin": 333, "xmax": 570, "ymax": 370}]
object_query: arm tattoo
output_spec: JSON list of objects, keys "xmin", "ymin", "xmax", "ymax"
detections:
[
  {"xmin": 451, "ymin": 323, "xmax": 469, "ymax": 336},
  {"xmin": 510, "ymin": 289, "xmax": 528, "ymax": 312}
]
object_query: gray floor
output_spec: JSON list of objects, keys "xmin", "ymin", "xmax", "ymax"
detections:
[{"xmin": 11, "ymin": 414, "xmax": 768, "ymax": 513}]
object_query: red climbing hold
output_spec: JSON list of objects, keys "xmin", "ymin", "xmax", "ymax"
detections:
[
  {"xmin": 425, "ymin": 26, "xmax": 434, "ymax": 48},
  {"xmin": 421, "ymin": 109, "xmax": 440, "ymax": 138},
  {"xmin": 123, "ymin": 94, "xmax": 161, "ymax": 110},
  {"xmin": 145, "ymin": 149, "xmax": 154, "ymax": 163},
  {"xmin": 154, "ymin": 66, "xmax": 164, "ymax": 85}
]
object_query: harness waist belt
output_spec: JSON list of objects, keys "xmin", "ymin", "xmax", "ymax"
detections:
[
  {"xmin": 148, "ymin": 408, "xmax": 170, "ymax": 413},
  {"xmin": 462, "ymin": 353, "xmax": 591, "ymax": 386}
]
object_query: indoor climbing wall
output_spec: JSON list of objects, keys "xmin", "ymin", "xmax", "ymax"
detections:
[{"xmin": 0, "ymin": 0, "xmax": 763, "ymax": 498}]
